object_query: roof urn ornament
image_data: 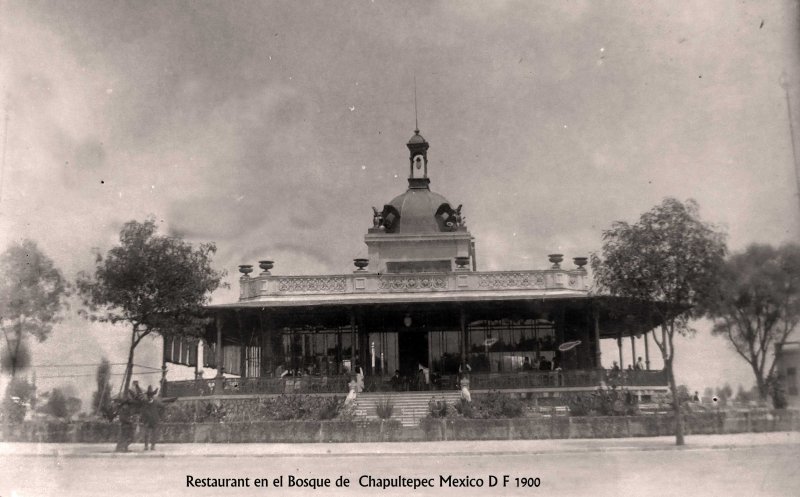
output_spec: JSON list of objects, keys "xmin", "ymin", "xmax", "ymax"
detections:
[
  {"xmin": 573, "ymin": 257, "xmax": 588, "ymax": 271},
  {"xmin": 238, "ymin": 264, "xmax": 254, "ymax": 277},
  {"xmin": 353, "ymin": 258, "xmax": 369, "ymax": 271},
  {"xmin": 455, "ymin": 256, "xmax": 470, "ymax": 270},
  {"xmin": 548, "ymin": 254, "xmax": 564, "ymax": 269},
  {"xmin": 258, "ymin": 260, "xmax": 274, "ymax": 275}
]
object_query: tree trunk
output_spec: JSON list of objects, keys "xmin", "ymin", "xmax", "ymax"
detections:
[
  {"xmin": 754, "ymin": 369, "xmax": 768, "ymax": 401},
  {"xmin": 666, "ymin": 360, "xmax": 685, "ymax": 446},
  {"xmin": 121, "ymin": 327, "xmax": 138, "ymax": 398}
]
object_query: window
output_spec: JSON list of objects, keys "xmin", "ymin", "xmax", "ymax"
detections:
[
  {"xmin": 281, "ymin": 325, "xmax": 354, "ymax": 375},
  {"xmin": 787, "ymin": 367, "xmax": 797, "ymax": 396},
  {"xmin": 467, "ymin": 319, "xmax": 555, "ymax": 372}
]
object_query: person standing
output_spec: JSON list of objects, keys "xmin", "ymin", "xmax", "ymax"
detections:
[
  {"xmin": 114, "ymin": 398, "xmax": 135, "ymax": 453},
  {"xmin": 459, "ymin": 373, "xmax": 471, "ymax": 403},
  {"xmin": 355, "ymin": 361, "xmax": 365, "ymax": 393},
  {"xmin": 141, "ymin": 387, "xmax": 161, "ymax": 451}
]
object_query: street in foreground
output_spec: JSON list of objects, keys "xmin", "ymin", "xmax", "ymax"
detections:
[{"xmin": 1, "ymin": 433, "xmax": 798, "ymax": 497}]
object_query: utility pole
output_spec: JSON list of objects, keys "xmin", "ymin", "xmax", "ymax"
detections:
[
  {"xmin": 0, "ymin": 98, "xmax": 8, "ymax": 208},
  {"xmin": 779, "ymin": 72, "xmax": 800, "ymax": 215}
]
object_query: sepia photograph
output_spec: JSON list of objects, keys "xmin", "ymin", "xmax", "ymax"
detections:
[{"xmin": 1, "ymin": 1, "xmax": 799, "ymax": 496}]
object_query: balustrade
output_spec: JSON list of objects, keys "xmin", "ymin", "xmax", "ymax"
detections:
[
  {"xmin": 239, "ymin": 269, "xmax": 589, "ymax": 301},
  {"xmin": 163, "ymin": 368, "xmax": 666, "ymax": 397}
]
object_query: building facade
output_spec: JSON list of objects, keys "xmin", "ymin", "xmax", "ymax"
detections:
[{"xmin": 163, "ymin": 129, "xmax": 668, "ymax": 397}]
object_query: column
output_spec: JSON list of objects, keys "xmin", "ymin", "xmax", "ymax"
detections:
[
  {"xmin": 214, "ymin": 313, "xmax": 224, "ymax": 395},
  {"xmin": 459, "ymin": 307, "xmax": 467, "ymax": 360},
  {"xmin": 630, "ymin": 335, "xmax": 637, "ymax": 367},
  {"xmin": 644, "ymin": 331, "xmax": 651, "ymax": 370},
  {"xmin": 349, "ymin": 308, "xmax": 357, "ymax": 367},
  {"xmin": 617, "ymin": 333, "xmax": 623, "ymax": 368},
  {"xmin": 593, "ymin": 307, "xmax": 602, "ymax": 368},
  {"xmin": 194, "ymin": 340, "xmax": 202, "ymax": 379},
  {"xmin": 258, "ymin": 311, "xmax": 272, "ymax": 377},
  {"xmin": 237, "ymin": 312, "xmax": 247, "ymax": 379}
]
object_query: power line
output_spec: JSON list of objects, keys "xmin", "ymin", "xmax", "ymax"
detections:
[
  {"xmin": 31, "ymin": 362, "xmax": 128, "ymax": 368},
  {"xmin": 35, "ymin": 370, "xmax": 161, "ymax": 379},
  {"xmin": 30, "ymin": 362, "xmax": 161, "ymax": 371}
]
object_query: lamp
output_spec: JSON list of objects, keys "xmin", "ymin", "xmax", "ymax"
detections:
[{"xmin": 403, "ymin": 314, "xmax": 412, "ymax": 327}]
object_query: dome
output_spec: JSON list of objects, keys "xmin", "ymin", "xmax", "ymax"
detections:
[
  {"xmin": 407, "ymin": 131, "xmax": 427, "ymax": 145},
  {"xmin": 387, "ymin": 187, "xmax": 452, "ymax": 234}
]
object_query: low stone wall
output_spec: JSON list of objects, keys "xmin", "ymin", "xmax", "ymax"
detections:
[{"xmin": 2, "ymin": 410, "xmax": 798, "ymax": 444}]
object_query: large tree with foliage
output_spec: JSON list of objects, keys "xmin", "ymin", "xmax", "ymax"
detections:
[
  {"xmin": 78, "ymin": 219, "xmax": 225, "ymax": 396},
  {"xmin": 703, "ymin": 243, "xmax": 800, "ymax": 400},
  {"xmin": 591, "ymin": 198, "xmax": 726, "ymax": 445},
  {"xmin": 0, "ymin": 240, "xmax": 68, "ymax": 377}
]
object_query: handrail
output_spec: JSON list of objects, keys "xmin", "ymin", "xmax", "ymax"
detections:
[{"xmin": 164, "ymin": 369, "xmax": 667, "ymax": 397}]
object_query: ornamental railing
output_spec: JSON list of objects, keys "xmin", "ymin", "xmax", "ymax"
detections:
[
  {"xmin": 239, "ymin": 269, "xmax": 589, "ymax": 301},
  {"xmin": 163, "ymin": 369, "xmax": 666, "ymax": 397}
]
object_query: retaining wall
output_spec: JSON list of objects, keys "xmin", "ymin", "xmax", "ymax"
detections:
[{"xmin": 2, "ymin": 410, "xmax": 798, "ymax": 444}]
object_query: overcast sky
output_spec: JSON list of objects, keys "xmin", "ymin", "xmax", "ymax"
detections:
[{"xmin": 1, "ymin": 1, "xmax": 799, "ymax": 403}]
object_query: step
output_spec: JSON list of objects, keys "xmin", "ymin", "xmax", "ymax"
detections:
[{"xmin": 353, "ymin": 392, "xmax": 463, "ymax": 426}]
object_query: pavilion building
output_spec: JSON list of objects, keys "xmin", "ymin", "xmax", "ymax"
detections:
[{"xmin": 163, "ymin": 129, "xmax": 668, "ymax": 398}]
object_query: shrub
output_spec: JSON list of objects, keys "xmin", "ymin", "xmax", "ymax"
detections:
[
  {"xmin": 476, "ymin": 391, "xmax": 525, "ymax": 418},
  {"xmin": 161, "ymin": 395, "xmax": 348, "ymax": 423},
  {"xmin": 427, "ymin": 397, "xmax": 449, "ymax": 418},
  {"xmin": 375, "ymin": 397, "xmax": 394, "ymax": 419},
  {"xmin": 566, "ymin": 388, "xmax": 639, "ymax": 416},
  {"xmin": 453, "ymin": 398, "xmax": 474, "ymax": 418},
  {"xmin": 316, "ymin": 397, "xmax": 342, "ymax": 420}
]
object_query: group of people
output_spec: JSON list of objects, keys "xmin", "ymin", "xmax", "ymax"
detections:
[
  {"xmin": 275, "ymin": 363, "xmax": 320, "ymax": 378},
  {"xmin": 521, "ymin": 355, "xmax": 560, "ymax": 371},
  {"xmin": 386, "ymin": 365, "xmax": 429, "ymax": 391},
  {"xmin": 114, "ymin": 382, "xmax": 164, "ymax": 453},
  {"xmin": 611, "ymin": 356, "xmax": 646, "ymax": 372}
]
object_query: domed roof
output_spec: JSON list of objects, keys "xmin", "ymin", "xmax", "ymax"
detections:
[
  {"xmin": 407, "ymin": 130, "xmax": 427, "ymax": 145},
  {"xmin": 388, "ymin": 187, "xmax": 451, "ymax": 234}
]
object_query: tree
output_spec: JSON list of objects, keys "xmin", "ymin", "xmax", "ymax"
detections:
[
  {"xmin": 92, "ymin": 358, "xmax": 114, "ymax": 420},
  {"xmin": 704, "ymin": 244, "xmax": 800, "ymax": 400},
  {"xmin": 716, "ymin": 383, "xmax": 733, "ymax": 406},
  {"xmin": 78, "ymin": 219, "xmax": 225, "ymax": 396},
  {"xmin": 45, "ymin": 388, "xmax": 69, "ymax": 419},
  {"xmin": 591, "ymin": 198, "xmax": 726, "ymax": 445},
  {"xmin": 1, "ymin": 376, "xmax": 36, "ymax": 424},
  {"xmin": 65, "ymin": 395, "xmax": 82, "ymax": 419},
  {"xmin": 0, "ymin": 240, "xmax": 68, "ymax": 377},
  {"xmin": 735, "ymin": 384, "xmax": 750, "ymax": 403},
  {"xmin": 675, "ymin": 384, "xmax": 692, "ymax": 404}
]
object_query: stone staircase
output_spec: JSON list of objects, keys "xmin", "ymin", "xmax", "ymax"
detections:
[{"xmin": 354, "ymin": 391, "xmax": 463, "ymax": 427}]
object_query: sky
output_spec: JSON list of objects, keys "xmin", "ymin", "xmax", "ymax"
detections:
[{"xmin": 1, "ymin": 0, "xmax": 799, "ymax": 406}]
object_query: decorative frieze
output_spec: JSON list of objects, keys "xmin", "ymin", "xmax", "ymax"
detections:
[
  {"xmin": 277, "ymin": 277, "xmax": 347, "ymax": 293},
  {"xmin": 478, "ymin": 272, "xmax": 546, "ymax": 289},
  {"xmin": 239, "ymin": 270, "xmax": 585, "ymax": 299},
  {"xmin": 378, "ymin": 275, "xmax": 447, "ymax": 291}
]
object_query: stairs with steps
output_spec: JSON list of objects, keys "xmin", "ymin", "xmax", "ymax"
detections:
[{"xmin": 354, "ymin": 391, "xmax": 463, "ymax": 426}]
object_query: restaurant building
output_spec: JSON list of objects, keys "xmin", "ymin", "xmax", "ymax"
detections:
[{"xmin": 163, "ymin": 129, "xmax": 668, "ymax": 398}]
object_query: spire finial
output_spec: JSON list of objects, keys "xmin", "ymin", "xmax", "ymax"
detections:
[{"xmin": 414, "ymin": 75, "xmax": 419, "ymax": 134}]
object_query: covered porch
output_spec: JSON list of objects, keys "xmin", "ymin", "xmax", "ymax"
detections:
[{"xmin": 161, "ymin": 292, "xmax": 671, "ymax": 398}]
